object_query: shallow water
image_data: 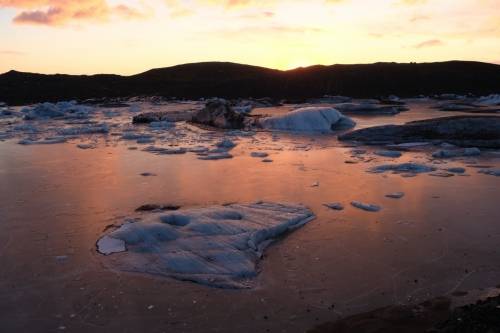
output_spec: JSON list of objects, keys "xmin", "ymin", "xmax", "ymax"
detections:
[{"xmin": 0, "ymin": 101, "xmax": 499, "ymax": 332}]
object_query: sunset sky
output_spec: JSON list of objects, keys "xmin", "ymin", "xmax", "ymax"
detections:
[{"xmin": 0, "ymin": 0, "xmax": 499, "ymax": 75}]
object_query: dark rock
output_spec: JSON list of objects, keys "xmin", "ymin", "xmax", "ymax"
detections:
[
  {"xmin": 192, "ymin": 98, "xmax": 246, "ymax": 129},
  {"xmin": 339, "ymin": 116, "xmax": 500, "ymax": 148}
]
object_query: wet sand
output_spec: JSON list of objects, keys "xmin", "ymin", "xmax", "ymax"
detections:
[{"xmin": 1, "ymin": 102, "xmax": 500, "ymax": 332}]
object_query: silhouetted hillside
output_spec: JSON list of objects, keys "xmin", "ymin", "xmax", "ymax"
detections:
[{"xmin": 1, "ymin": 61, "xmax": 500, "ymax": 105}]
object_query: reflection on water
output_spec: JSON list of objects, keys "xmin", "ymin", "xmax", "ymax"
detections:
[{"xmin": 0, "ymin": 102, "xmax": 500, "ymax": 332}]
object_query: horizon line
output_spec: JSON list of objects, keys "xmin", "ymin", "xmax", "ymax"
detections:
[{"xmin": 2, "ymin": 59, "xmax": 498, "ymax": 77}]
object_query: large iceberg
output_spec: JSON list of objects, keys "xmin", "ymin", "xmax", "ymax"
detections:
[
  {"xmin": 259, "ymin": 107, "xmax": 355, "ymax": 132},
  {"xmin": 96, "ymin": 202, "xmax": 315, "ymax": 288}
]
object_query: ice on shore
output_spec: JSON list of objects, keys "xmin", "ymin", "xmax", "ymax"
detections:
[
  {"xmin": 96, "ymin": 202, "xmax": 315, "ymax": 288},
  {"xmin": 351, "ymin": 201, "xmax": 381, "ymax": 212},
  {"xmin": 259, "ymin": 107, "xmax": 355, "ymax": 132}
]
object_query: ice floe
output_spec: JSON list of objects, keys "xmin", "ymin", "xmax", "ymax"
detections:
[{"xmin": 96, "ymin": 202, "xmax": 315, "ymax": 288}]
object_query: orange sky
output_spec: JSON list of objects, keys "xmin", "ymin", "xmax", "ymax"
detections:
[{"xmin": 0, "ymin": 0, "xmax": 499, "ymax": 75}]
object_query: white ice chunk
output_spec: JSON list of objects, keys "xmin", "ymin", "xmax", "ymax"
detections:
[
  {"xmin": 259, "ymin": 107, "xmax": 355, "ymax": 132},
  {"xmin": 96, "ymin": 202, "xmax": 315, "ymax": 288}
]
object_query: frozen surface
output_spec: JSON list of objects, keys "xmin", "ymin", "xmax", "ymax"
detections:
[
  {"xmin": 1, "ymin": 99, "xmax": 500, "ymax": 333},
  {"xmin": 259, "ymin": 107, "xmax": 355, "ymax": 132},
  {"xmin": 97, "ymin": 202, "xmax": 315, "ymax": 288}
]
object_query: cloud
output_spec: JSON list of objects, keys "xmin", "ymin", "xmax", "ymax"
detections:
[
  {"xmin": 414, "ymin": 39, "xmax": 444, "ymax": 48},
  {"xmin": 0, "ymin": 50, "xmax": 25, "ymax": 55},
  {"xmin": 0, "ymin": 0, "xmax": 149, "ymax": 26}
]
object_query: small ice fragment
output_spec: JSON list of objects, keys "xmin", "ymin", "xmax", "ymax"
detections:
[
  {"xmin": 351, "ymin": 201, "xmax": 381, "ymax": 212},
  {"xmin": 374, "ymin": 150, "xmax": 402, "ymax": 158},
  {"xmin": 216, "ymin": 138, "xmax": 236, "ymax": 149},
  {"xmin": 385, "ymin": 192, "xmax": 405, "ymax": 199},
  {"xmin": 432, "ymin": 148, "xmax": 481, "ymax": 158},
  {"xmin": 198, "ymin": 152, "xmax": 233, "ymax": 160},
  {"xmin": 429, "ymin": 172, "xmax": 455, "ymax": 177},
  {"xmin": 77, "ymin": 144, "xmax": 95, "ymax": 149},
  {"xmin": 324, "ymin": 203, "xmax": 344, "ymax": 210},
  {"xmin": 478, "ymin": 169, "xmax": 500, "ymax": 177},
  {"xmin": 250, "ymin": 152, "xmax": 268, "ymax": 158},
  {"xmin": 446, "ymin": 167, "xmax": 466, "ymax": 174},
  {"xmin": 369, "ymin": 163, "xmax": 436, "ymax": 174}
]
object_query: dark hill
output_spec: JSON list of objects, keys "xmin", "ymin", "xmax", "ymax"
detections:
[{"xmin": 1, "ymin": 61, "xmax": 500, "ymax": 105}]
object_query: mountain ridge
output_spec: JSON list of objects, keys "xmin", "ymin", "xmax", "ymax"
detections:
[{"xmin": 2, "ymin": 60, "xmax": 500, "ymax": 105}]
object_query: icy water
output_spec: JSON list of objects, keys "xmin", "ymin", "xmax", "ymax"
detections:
[{"xmin": 0, "ymin": 101, "xmax": 500, "ymax": 332}]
